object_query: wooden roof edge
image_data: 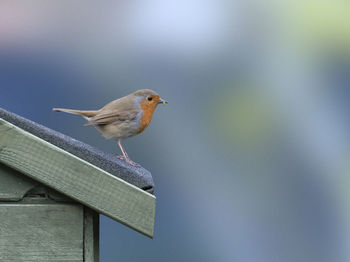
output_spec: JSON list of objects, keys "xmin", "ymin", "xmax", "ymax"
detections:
[
  {"xmin": 0, "ymin": 108, "xmax": 155, "ymax": 194},
  {"xmin": 0, "ymin": 118, "xmax": 155, "ymax": 238}
]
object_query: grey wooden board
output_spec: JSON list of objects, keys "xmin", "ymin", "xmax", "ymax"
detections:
[
  {"xmin": 0, "ymin": 118, "xmax": 156, "ymax": 237},
  {"xmin": 84, "ymin": 208, "xmax": 100, "ymax": 262},
  {"xmin": 0, "ymin": 162, "xmax": 38, "ymax": 201},
  {"xmin": 0, "ymin": 203, "xmax": 84, "ymax": 262}
]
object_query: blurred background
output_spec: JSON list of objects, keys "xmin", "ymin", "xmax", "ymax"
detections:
[{"xmin": 1, "ymin": 0, "xmax": 350, "ymax": 261}]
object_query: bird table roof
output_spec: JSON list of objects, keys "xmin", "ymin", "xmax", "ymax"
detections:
[{"xmin": 0, "ymin": 108, "xmax": 156, "ymax": 238}]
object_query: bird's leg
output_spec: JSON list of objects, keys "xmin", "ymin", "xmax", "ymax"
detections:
[
  {"xmin": 116, "ymin": 139, "xmax": 140, "ymax": 167},
  {"xmin": 117, "ymin": 139, "xmax": 129, "ymax": 159}
]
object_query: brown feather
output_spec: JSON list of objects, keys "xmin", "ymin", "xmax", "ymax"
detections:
[
  {"xmin": 52, "ymin": 108, "xmax": 99, "ymax": 118},
  {"xmin": 84, "ymin": 110, "xmax": 139, "ymax": 126}
]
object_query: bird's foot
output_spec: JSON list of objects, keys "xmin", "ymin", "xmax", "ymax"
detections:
[{"xmin": 116, "ymin": 155, "xmax": 141, "ymax": 167}]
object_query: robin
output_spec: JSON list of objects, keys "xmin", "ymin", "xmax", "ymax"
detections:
[{"xmin": 53, "ymin": 89, "xmax": 168, "ymax": 166}]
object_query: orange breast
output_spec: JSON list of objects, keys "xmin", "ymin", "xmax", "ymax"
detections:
[{"xmin": 137, "ymin": 100, "xmax": 157, "ymax": 134}]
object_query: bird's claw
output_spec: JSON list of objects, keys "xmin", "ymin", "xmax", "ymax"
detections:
[
  {"xmin": 116, "ymin": 155, "xmax": 141, "ymax": 167},
  {"xmin": 116, "ymin": 155, "xmax": 125, "ymax": 160}
]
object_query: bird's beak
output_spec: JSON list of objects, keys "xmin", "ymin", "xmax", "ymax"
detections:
[{"xmin": 158, "ymin": 98, "xmax": 168, "ymax": 105}]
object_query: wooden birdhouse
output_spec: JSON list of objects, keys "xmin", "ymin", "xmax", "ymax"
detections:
[{"xmin": 0, "ymin": 109, "xmax": 156, "ymax": 262}]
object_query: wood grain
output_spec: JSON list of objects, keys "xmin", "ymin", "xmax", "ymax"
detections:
[
  {"xmin": 0, "ymin": 118, "xmax": 155, "ymax": 238},
  {"xmin": 0, "ymin": 203, "xmax": 84, "ymax": 262}
]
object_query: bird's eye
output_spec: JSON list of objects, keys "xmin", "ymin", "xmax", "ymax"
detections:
[{"xmin": 148, "ymin": 97, "xmax": 153, "ymax": 101}]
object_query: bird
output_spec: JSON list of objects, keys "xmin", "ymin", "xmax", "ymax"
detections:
[{"xmin": 53, "ymin": 89, "xmax": 167, "ymax": 166}]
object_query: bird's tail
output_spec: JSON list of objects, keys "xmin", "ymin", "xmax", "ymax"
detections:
[{"xmin": 53, "ymin": 108, "xmax": 99, "ymax": 118}]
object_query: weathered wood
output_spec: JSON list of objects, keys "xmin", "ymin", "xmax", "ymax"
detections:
[
  {"xmin": 0, "ymin": 203, "xmax": 84, "ymax": 262},
  {"xmin": 25, "ymin": 185, "xmax": 74, "ymax": 202},
  {"xmin": 84, "ymin": 208, "xmax": 100, "ymax": 262},
  {"xmin": 0, "ymin": 119, "xmax": 155, "ymax": 237},
  {"xmin": 0, "ymin": 163, "xmax": 75, "ymax": 202},
  {"xmin": 0, "ymin": 163, "xmax": 38, "ymax": 201}
]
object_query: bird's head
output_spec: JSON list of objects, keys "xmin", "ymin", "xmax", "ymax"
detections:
[{"xmin": 133, "ymin": 89, "xmax": 168, "ymax": 109}]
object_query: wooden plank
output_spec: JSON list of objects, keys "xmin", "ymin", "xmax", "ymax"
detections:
[
  {"xmin": 84, "ymin": 207, "xmax": 100, "ymax": 262},
  {"xmin": 0, "ymin": 163, "xmax": 38, "ymax": 201},
  {"xmin": 0, "ymin": 203, "xmax": 84, "ymax": 262},
  {"xmin": 0, "ymin": 119, "xmax": 155, "ymax": 238}
]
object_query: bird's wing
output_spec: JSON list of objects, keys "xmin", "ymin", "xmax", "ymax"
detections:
[{"xmin": 84, "ymin": 110, "xmax": 139, "ymax": 126}]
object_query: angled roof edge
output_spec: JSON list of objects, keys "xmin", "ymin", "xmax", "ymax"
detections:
[
  {"xmin": 0, "ymin": 117, "xmax": 155, "ymax": 238},
  {"xmin": 0, "ymin": 108, "xmax": 154, "ymax": 194}
]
